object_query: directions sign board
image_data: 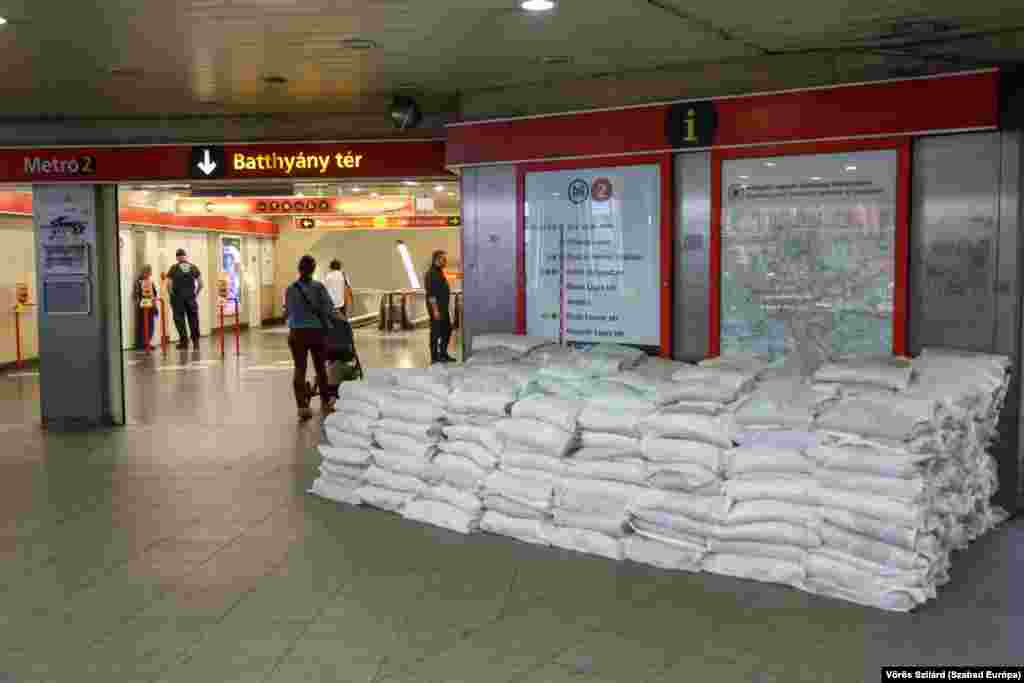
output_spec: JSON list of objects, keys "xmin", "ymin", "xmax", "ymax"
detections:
[{"xmin": 0, "ymin": 140, "xmax": 450, "ymax": 183}]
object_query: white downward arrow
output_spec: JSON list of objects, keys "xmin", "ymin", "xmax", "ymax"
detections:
[{"xmin": 197, "ymin": 149, "xmax": 218, "ymax": 176}]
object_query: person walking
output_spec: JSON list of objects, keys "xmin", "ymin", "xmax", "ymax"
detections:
[
  {"xmin": 132, "ymin": 265, "xmax": 160, "ymax": 350},
  {"xmin": 167, "ymin": 248, "xmax": 204, "ymax": 350},
  {"xmin": 424, "ymin": 249, "xmax": 455, "ymax": 364},
  {"xmin": 285, "ymin": 255, "xmax": 336, "ymax": 421},
  {"xmin": 323, "ymin": 259, "xmax": 353, "ymax": 319}
]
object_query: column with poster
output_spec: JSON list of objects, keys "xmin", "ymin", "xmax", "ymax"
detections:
[
  {"xmin": 221, "ymin": 236, "xmax": 242, "ymax": 316},
  {"xmin": 524, "ymin": 165, "xmax": 661, "ymax": 347},
  {"xmin": 35, "ymin": 185, "xmax": 96, "ymax": 316}
]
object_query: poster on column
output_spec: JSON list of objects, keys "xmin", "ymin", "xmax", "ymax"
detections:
[
  {"xmin": 34, "ymin": 185, "xmax": 96, "ymax": 315},
  {"xmin": 221, "ymin": 236, "xmax": 242, "ymax": 316},
  {"xmin": 524, "ymin": 165, "xmax": 660, "ymax": 346}
]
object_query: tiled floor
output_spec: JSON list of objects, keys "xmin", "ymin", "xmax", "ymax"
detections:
[{"xmin": 1, "ymin": 326, "xmax": 1022, "ymax": 683}]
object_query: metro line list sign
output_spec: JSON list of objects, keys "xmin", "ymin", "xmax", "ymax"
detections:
[{"xmin": 0, "ymin": 140, "xmax": 450, "ymax": 183}]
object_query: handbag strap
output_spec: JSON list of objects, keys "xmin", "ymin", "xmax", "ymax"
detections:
[{"xmin": 293, "ymin": 280, "xmax": 330, "ymax": 330}]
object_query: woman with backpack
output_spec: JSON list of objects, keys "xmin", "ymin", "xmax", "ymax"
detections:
[{"xmin": 284, "ymin": 255, "xmax": 336, "ymax": 421}]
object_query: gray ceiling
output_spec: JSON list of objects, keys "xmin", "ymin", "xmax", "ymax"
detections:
[{"xmin": 0, "ymin": 0, "xmax": 1021, "ymax": 134}]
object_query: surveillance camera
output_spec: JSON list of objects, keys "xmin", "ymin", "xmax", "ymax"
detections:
[{"xmin": 390, "ymin": 96, "xmax": 422, "ymax": 130}]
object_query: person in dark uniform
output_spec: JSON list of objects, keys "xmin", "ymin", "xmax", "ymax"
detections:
[
  {"xmin": 167, "ymin": 248, "xmax": 204, "ymax": 350},
  {"xmin": 424, "ymin": 249, "xmax": 455, "ymax": 364}
]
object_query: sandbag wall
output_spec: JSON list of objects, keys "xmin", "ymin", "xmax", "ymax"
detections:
[{"xmin": 310, "ymin": 336, "xmax": 1012, "ymax": 612}]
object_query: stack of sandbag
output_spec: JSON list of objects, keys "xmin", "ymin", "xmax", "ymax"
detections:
[
  {"xmin": 357, "ymin": 371, "xmax": 448, "ymax": 514},
  {"xmin": 804, "ymin": 352, "xmax": 1012, "ymax": 611},
  {"xmin": 311, "ymin": 382, "xmax": 387, "ymax": 504}
]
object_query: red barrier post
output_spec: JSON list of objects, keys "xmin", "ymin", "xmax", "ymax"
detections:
[
  {"xmin": 160, "ymin": 299, "xmax": 168, "ymax": 353},
  {"xmin": 143, "ymin": 307, "xmax": 151, "ymax": 353},
  {"xmin": 219, "ymin": 303, "xmax": 225, "ymax": 357},
  {"xmin": 234, "ymin": 304, "xmax": 240, "ymax": 356},
  {"xmin": 14, "ymin": 307, "xmax": 22, "ymax": 369}
]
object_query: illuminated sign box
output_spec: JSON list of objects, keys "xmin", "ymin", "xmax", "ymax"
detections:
[
  {"xmin": 175, "ymin": 196, "xmax": 414, "ymax": 217},
  {"xmin": 297, "ymin": 215, "xmax": 461, "ymax": 230}
]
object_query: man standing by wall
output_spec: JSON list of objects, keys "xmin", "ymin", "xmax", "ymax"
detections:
[
  {"xmin": 167, "ymin": 248, "xmax": 204, "ymax": 350},
  {"xmin": 324, "ymin": 259, "xmax": 353, "ymax": 319},
  {"xmin": 425, "ymin": 250, "xmax": 454, "ymax": 364}
]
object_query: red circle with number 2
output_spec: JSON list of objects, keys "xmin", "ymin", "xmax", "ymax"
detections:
[{"xmin": 591, "ymin": 177, "xmax": 613, "ymax": 202}]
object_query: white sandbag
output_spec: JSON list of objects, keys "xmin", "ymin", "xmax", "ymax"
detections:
[
  {"xmin": 822, "ymin": 508, "xmax": 921, "ymax": 551},
  {"xmin": 706, "ymin": 540, "xmax": 808, "ymax": 565},
  {"xmin": 473, "ymin": 334, "xmax": 555, "ymax": 355},
  {"xmin": 556, "ymin": 477, "xmax": 648, "ymax": 515},
  {"xmin": 813, "ymin": 357, "xmax": 914, "ymax": 392},
  {"xmin": 309, "ymin": 478, "xmax": 361, "ymax": 506},
  {"xmin": 448, "ymin": 390, "xmax": 515, "ymax": 418},
  {"xmin": 646, "ymin": 462, "xmax": 722, "ymax": 493},
  {"xmin": 578, "ymin": 403, "xmax": 647, "ymax": 436},
  {"xmin": 543, "ymin": 524, "xmax": 624, "ymax": 560},
  {"xmin": 815, "ymin": 395, "xmax": 936, "ymax": 443},
  {"xmin": 337, "ymin": 382, "xmax": 389, "ymax": 407},
  {"xmin": 439, "ymin": 440, "xmax": 500, "ymax": 470},
  {"xmin": 813, "ymin": 469, "xmax": 926, "ymax": 502},
  {"xmin": 318, "ymin": 445, "xmax": 374, "ymax": 467},
  {"xmin": 445, "ymin": 413, "xmax": 502, "ymax": 427},
  {"xmin": 714, "ymin": 521, "xmax": 821, "ymax": 548},
  {"xmin": 373, "ymin": 451, "xmax": 437, "ymax": 482},
  {"xmin": 465, "ymin": 346, "xmax": 524, "ymax": 366},
  {"xmin": 402, "ymin": 499, "xmax": 480, "ymax": 534},
  {"xmin": 502, "ymin": 466, "xmax": 564, "ymax": 486},
  {"xmin": 483, "ymin": 495, "xmax": 549, "ymax": 520},
  {"xmin": 723, "ymin": 447, "xmax": 815, "ymax": 478},
  {"xmin": 483, "ymin": 470, "xmax": 554, "ymax": 510},
  {"xmin": 511, "ymin": 395, "xmax": 582, "ymax": 432},
  {"xmin": 813, "ymin": 485, "xmax": 925, "ymax": 529},
  {"xmin": 702, "ymin": 553, "xmax": 805, "ymax": 587},
  {"xmin": 807, "ymin": 441, "xmax": 930, "ymax": 478},
  {"xmin": 433, "ymin": 453, "xmax": 489, "ymax": 491},
  {"xmin": 419, "ymin": 484, "xmax": 484, "ymax": 515},
  {"xmin": 323, "ymin": 425, "xmax": 374, "ymax": 450},
  {"xmin": 732, "ymin": 378, "xmax": 839, "ymax": 430},
  {"xmin": 480, "ymin": 511, "xmax": 549, "ymax": 545},
  {"xmin": 551, "ymin": 509, "xmax": 629, "ymax": 537},
  {"xmin": 359, "ymin": 368, "xmax": 399, "ymax": 387},
  {"xmin": 630, "ymin": 490, "xmax": 730, "ymax": 523},
  {"xmin": 377, "ymin": 418, "xmax": 441, "ymax": 442},
  {"xmin": 734, "ymin": 430, "xmax": 820, "ymax": 451},
  {"xmin": 819, "ymin": 523, "xmax": 930, "ymax": 571},
  {"xmin": 356, "ymin": 485, "xmax": 413, "ymax": 512},
  {"xmin": 630, "ymin": 518, "xmax": 708, "ymax": 548},
  {"xmin": 319, "ymin": 461, "xmax": 366, "ymax": 482},
  {"xmin": 642, "ymin": 438, "xmax": 723, "ymax": 472},
  {"xmin": 727, "ymin": 500, "xmax": 821, "ymax": 528},
  {"xmin": 623, "ymin": 535, "xmax": 704, "ymax": 571},
  {"xmin": 374, "ymin": 432, "xmax": 435, "ymax": 460},
  {"xmin": 326, "ymin": 407, "xmax": 378, "ymax": 430},
  {"xmin": 496, "ymin": 418, "xmax": 578, "ymax": 458},
  {"xmin": 392, "ymin": 388, "xmax": 448, "ymax": 409},
  {"xmin": 573, "ymin": 446, "xmax": 643, "ymax": 461},
  {"xmin": 805, "ymin": 577, "xmax": 921, "ymax": 612},
  {"xmin": 804, "ymin": 552, "xmax": 930, "ymax": 611},
  {"xmin": 364, "ymin": 466, "xmax": 428, "ymax": 495},
  {"xmin": 379, "ymin": 398, "xmax": 446, "ymax": 424},
  {"xmin": 442, "ymin": 424, "xmax": 504, "ymax": 454},
  {"xmin": 500, "ymin": 450, "xmax": 568, "ymax": 477},
  {"xmin": 394, "ymin": 372, "xmax": 451, "ymax": 402},
  {"xmin": 578, "ymin": 431, "xmax": 642, "ymax": 455},
  {"xmin": 698, "ymin": 352, "xmax": 777, "ymax": 376},
  {"xmin": 639, "ymin": 413, "xmax": 736, "ymax": 449},
  {"xmin": 566, "ymin": 458, "xmax": 649, "ymax": 486},
  {"xmin": 724, "ymin": 478, "xmax": 818, "ymax": 506}
]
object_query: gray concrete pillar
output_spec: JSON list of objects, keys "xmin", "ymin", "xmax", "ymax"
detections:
[{"xmin": 33, "ymin": 185, "xmax": 124, "ymax": 430}]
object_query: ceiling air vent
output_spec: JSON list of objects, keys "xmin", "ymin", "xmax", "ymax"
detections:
[{"xmin": 340, "ymin": 38, "xmax": 379, "ymax": 51}]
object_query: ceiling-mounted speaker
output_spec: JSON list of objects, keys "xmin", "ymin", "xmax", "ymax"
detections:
[{"xmin": 390, "ymin": 95, "xmax": 422, "ymax": 130}]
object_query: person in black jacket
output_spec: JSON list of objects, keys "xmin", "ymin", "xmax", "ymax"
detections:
[
  {"xmin": 167, "ymin": 248, "xmax": 204, "ymax": 350},
  {"xmin": 424, "ymin": 250, "xmax": 455, "ymax": 364}
]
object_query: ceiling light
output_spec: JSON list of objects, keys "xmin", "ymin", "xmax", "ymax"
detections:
[
  {"xmin": 521, "ymin": 0, "xmax": 555, "ymax": 11},
  {"xmin": 845, "ymin": 165, "xmax": 858, "ymax": 172},
  {"xmin": 371, "ymin": 192, "xmax": 379, "ymax": 198},
  {"xmin": 434, "ymin": 185, "xmax": 445, "ymax": 192},
  {"xmin": 402, "ymin": 180, "xmax": 419, "ymax": 186},
  {"xmin": 764, "ymin": 161, "xmax": 777, "ymax": 167},
  {"xmin": 262, "ymin": 75, "xmax": 288, "ymax": 85},
  {"xmin": 0, "ymin": 16, "xmax": 6, "ymax": 25},
  {"xmin": 738, "ymin": 175, "xmax": 750, "ymax": 180},
  {"xmin": 351, "ymin": 187, "xmax": 363, "ymax": 193},
  {"xmin": 448, "ymin": 192, "xmax": 457, "ymax": 197},
  {"xmin": 810, "ymin": 176, "xmax": 823, "ymax": 181},
  {"xmin": 340, "ymin": 38, "xmax": 378, "ymax": 50}
]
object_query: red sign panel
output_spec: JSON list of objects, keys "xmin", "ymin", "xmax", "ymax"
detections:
[
  {"xmin": 0, "ymin": 140, "xmax": 451, "ymax": 184},
  {"xmin": 174, "ymin": 195, "xmax": 414, "ymax": 217}
]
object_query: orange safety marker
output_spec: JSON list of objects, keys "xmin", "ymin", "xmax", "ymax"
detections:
[
  {"xmin": 234, "ymin": 302, "xmax": 241, "ymax": 356},
  {"xmin": 14, "ymin": 306, "xmax": 23, "ymax": 369},
  {"xmin": 219, "ymin": 302, "xmax": 226, "ymax": 357}
]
